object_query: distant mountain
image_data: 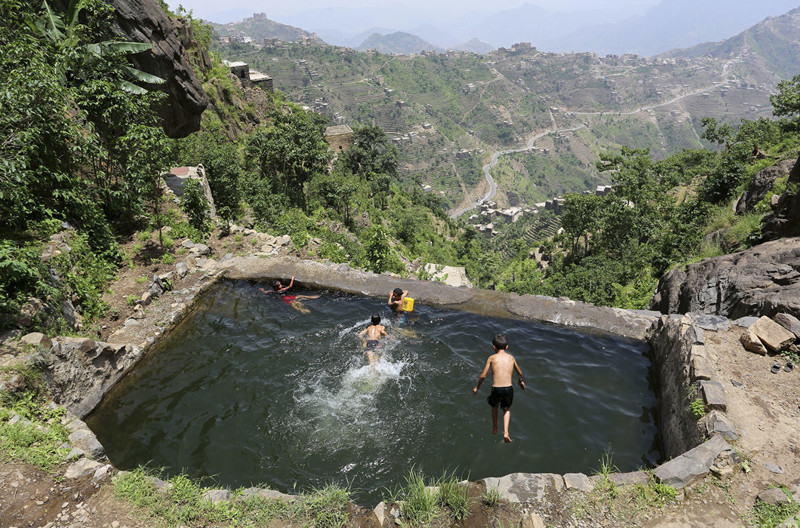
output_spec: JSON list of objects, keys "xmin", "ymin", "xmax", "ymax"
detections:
[
  {"xmin": 538, "ymin": 0, "xmax": 800, "ymax": 56},
  {"xmin": 466, "ymin": 2, "xmax": 638, "ymax": 49},
  {"xmin": 664, "ymin": 7, "xmax": 800, "ymax": 80},
  {"xmin": 356, "ymin": 32, "xmax": 443, "ymax": 54},
  {"xmin": 209, "ymin": 13, "xmax": 320, "ymax": 43},
  {"xmin": 453, "ymin": 38, "xmax": 495, "ymax": 54},
  {"xmin": 315, "ymin": 27, "xmax": 396, "ymax": 49}
]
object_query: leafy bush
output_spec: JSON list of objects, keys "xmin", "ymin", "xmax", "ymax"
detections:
[
  {"xmin": 690, "ymin": 398, "xmax": 706, "ymax": 419},
  {"xmin": 361, "ymin": 225, "xmax": 403, "ymax": 274},
  {"xmin": 180, "ymin": 178, "xmax": 211, "ymax": 234}
]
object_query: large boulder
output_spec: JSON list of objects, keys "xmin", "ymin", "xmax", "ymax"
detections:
[
  {"xmin": 762, "ymin": 156, "xmax": 800, "ymax": 239},
  {"xmin": 62, "ymin": 0, "xmax": 209, "ymax": 137},
  {"xmin": 650, "ymin": 237, "xmax": 800, "ymax": 319},
  {"xmin": 735, "ymin": 158, "xmax": 796, "ymax": 214}
]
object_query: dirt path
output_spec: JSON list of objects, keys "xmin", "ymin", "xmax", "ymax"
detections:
[{"xmin": 0, "ymin": 462, "xmax": 151, "ymax": 528}]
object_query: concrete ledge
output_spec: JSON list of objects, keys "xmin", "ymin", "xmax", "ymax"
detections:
[{"xmin": 219, "ymin": 256, "xmax": 657, "ymax": 339}]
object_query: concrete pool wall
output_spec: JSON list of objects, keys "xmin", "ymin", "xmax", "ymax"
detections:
[{"xmin": 40, "ymin": 256, "xmax": 738, "ymax": 509}]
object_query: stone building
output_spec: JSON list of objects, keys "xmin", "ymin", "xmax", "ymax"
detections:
[
  {"xmin": 324, "ymin": 125, "xmax": 354, "ymax": 153},
  {"xmin": 223, "ymin": 60, "xmax": 273, "ymax": 92}
]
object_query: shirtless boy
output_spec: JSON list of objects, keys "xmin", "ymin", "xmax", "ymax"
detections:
[
  {"xmin": 387, "ymin": 288, "xmax": 408, "ymax": 311},
  {"xmin": 359, "ymin": 314, "xmax": 389, "ymax": 365},
  {"xmin": 472, "ymin": 334, "xmax": 525, "ymax": 443}
]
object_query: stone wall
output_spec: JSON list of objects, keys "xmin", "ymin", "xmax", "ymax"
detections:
[
  {"xmin": 648, "ymin": 315, "xmax": 706, "ymax": 458},
  {"xmin": 648, "ymin": 313, "xmax": 739, "ymax": 459}
]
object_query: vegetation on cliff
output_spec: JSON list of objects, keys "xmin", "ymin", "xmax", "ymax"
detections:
[{"xmin": 3, "ymin": 0, "xmax": 800, "ymax": 334}]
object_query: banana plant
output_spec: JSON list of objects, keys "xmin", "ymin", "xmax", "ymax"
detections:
[{"xmin": 29, "ymin": 0, "xmax": 165, "ymax": 93}]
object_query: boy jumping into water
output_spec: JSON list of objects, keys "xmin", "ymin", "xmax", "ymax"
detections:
[
  {"xmin": 359, "ymin": 314, "xmax": 389, "ymax": 365},
  {"xmin": 260, "ymin": 276, "xmax": 319, "ymax": 314},
  {"xmin": 472, "ymin": 334, "xmax": 525, "ymax": 443}
]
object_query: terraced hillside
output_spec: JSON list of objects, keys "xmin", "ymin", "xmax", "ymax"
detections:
[{"xmin": 217, "ymin": 39, "xmax": 779, "ymax": 212}]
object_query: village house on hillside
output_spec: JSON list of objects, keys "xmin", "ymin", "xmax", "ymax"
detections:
[
  {"xmin": 324, "ymin": 124, "xmax": 354, "ymax": 152},
  {"xmin": 223, "ymin": 60, "xmax": 273, "ymax": 92}
]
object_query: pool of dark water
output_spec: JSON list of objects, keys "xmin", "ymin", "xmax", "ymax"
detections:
[{"xmin": 87, "ymin": 280, "xmax": 660, "ymax": 505}]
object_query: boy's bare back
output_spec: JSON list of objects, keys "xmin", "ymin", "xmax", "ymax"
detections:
[
  {"xmin": 487, "ymin": 351, "xmax": 517, "ymax": 387},
  {"xmin": 363, "ymin": 324, "xmax": 387, "ymax": 341}
]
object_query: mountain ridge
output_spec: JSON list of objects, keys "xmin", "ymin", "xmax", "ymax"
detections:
[
  {"xmin": 356, "ymin": 31, "xmax": 443, "ymax": 54},
  {"xmin": 662, "ymin": 7, "xmax": 800, "ymax": 80}
]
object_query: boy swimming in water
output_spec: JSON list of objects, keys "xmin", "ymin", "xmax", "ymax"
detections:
[
  {"xmin": 359, "ymin": 314, "xmax": 389, "ymax": 365},
  {"xmin": 260, "ymin": 276, "xmax": 319, "ymax": 314},
  {"xmin": 387, "ymin": 288, "xmax": 408, "ymax": 311},
  {"xmin": 472, "ymin": 334, "xmax": 525, "ymax": 443}
]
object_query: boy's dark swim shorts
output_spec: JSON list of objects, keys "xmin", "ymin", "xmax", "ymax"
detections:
[
  {"xmin": 366, "ymin": 340, "xmax": 379, "ymax": 350},
  {"xmin": 487, "ymin": 386, "xmax": 514, "ymax": 410}
]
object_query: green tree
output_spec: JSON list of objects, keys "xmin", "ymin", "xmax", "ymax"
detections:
[
  {"xmin": 308, "ymin": 169, "xmax": 359, "ymax": 222},
  {"xmin": 247, "ymin": 105, "xmax": 330, "ymax": 211},
  {"xmin": 180, "ymin": 179, "xmax": 211, "ymax": 234},
  {"xmin": 362, "ymin": 225, "xmax": 401, "ymax": 274},
  {"xmin": 122, "ymin": 123, "xmax": 177, "ymax": 246},
  {"xmin": 561, "ymin": 193, "xmax": 603, "ymax": 253},
  {"xmin": 771, "ymin": 73, "xmax": 800, "ymax": 126},
  {"xmin": 338, "ymin": 124, "xmax": 398, "ymax": 179},
  {"xmin": 179, "ymin": 128, "xmax": 243, "ymax": 231},
  {"xmin": 700, "ymin": 117, "xmax": 734, "ymax": 147}
]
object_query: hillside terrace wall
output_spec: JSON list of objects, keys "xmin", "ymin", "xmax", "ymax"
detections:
[{"xmin": 29, "ymin": 256, "xmax": 737, "ymax": 513}]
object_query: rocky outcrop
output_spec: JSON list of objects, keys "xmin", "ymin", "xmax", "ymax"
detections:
[
  {"xmin": 762, "ymin": 155, "xmax": 800, "ymax": 240},
  {"xmin": 102, "ymin": 0, "xmax": 208, "ymax": 137},
  {"xmin": 735, "ymin": 158, "xmax": 795, "ymax": 214},
  {"xmin": 46, "ymin": 337, "xmax": 145, "ymax": 418},
  {"xmin": 650, "ymin": 237, "xmax": 800, "ymax": 319}
]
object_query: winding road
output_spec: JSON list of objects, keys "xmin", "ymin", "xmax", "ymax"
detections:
[{"xmin": 449, "ymin": 67, "xmax": 734, "ymax": 219}]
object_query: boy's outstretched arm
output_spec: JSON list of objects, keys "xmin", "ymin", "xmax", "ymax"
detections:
[
  {"xmin": 514, "ymin": 359, "xmax": 525, "ymax": 390},
  {"xmin": 473, "ymin": 357, "xmax": 492, "ymax": 395}
]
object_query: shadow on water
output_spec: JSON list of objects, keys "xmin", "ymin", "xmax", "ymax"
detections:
[{"xmin": 86, "ymin": 280, "xmax": 661, "ymax": 505}]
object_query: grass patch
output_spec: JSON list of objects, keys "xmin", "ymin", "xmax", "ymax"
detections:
[
  {"xmin": 724, "ymin": 212, "xmax": 763, "ymax": 249},
  {"xmin": 400, "ymin": 468, "xmax": 440, "ymax": 526},
  {"xmin": 481, "ymin": 486, "xmax": 502, "ymax": 507},
  {"xmin": 437, "ymin": 471, "xmax": 472, "ymax": 520},
  {"xmin": 0, "ymin": 369, "xmax": 70, "ymax": 472},
  {"xmin": 568, "ymin": 466, "xmax": 679, "ymax": 525},
  {"xmin": 748, "ymin": 488, "xmax": 799, "ymax": 527},
  {"xmin": 113, "ymin": 467, "xmax": 350, "ymax": 528}
]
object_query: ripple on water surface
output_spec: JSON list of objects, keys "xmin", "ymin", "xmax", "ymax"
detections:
[{"xmin": 86, "ymin": 280, "xmax": 661, "ymax": 504}]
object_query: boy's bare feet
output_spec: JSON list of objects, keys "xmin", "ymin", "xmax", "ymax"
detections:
[{"xmin": 504, "ymin": 435, "xmax": 512, "ymax": 443}]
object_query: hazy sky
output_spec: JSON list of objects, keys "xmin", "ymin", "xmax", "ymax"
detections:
[{"xmin": 171, "ymin": 0, "xmax": 658, "ymax": 25}]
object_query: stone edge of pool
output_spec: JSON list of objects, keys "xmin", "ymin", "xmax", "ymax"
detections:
[
  {"xmin": 42, "ymin": 256, "xmax": 738, "ymax": 515},
  {"xmin": 219, "ymin": 255, "xmax": 660, "ymax": 340}
]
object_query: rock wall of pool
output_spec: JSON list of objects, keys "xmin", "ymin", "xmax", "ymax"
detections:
[{"xmin": 47, "ymin": 257, "xmax": 736, "ymax": 508}]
